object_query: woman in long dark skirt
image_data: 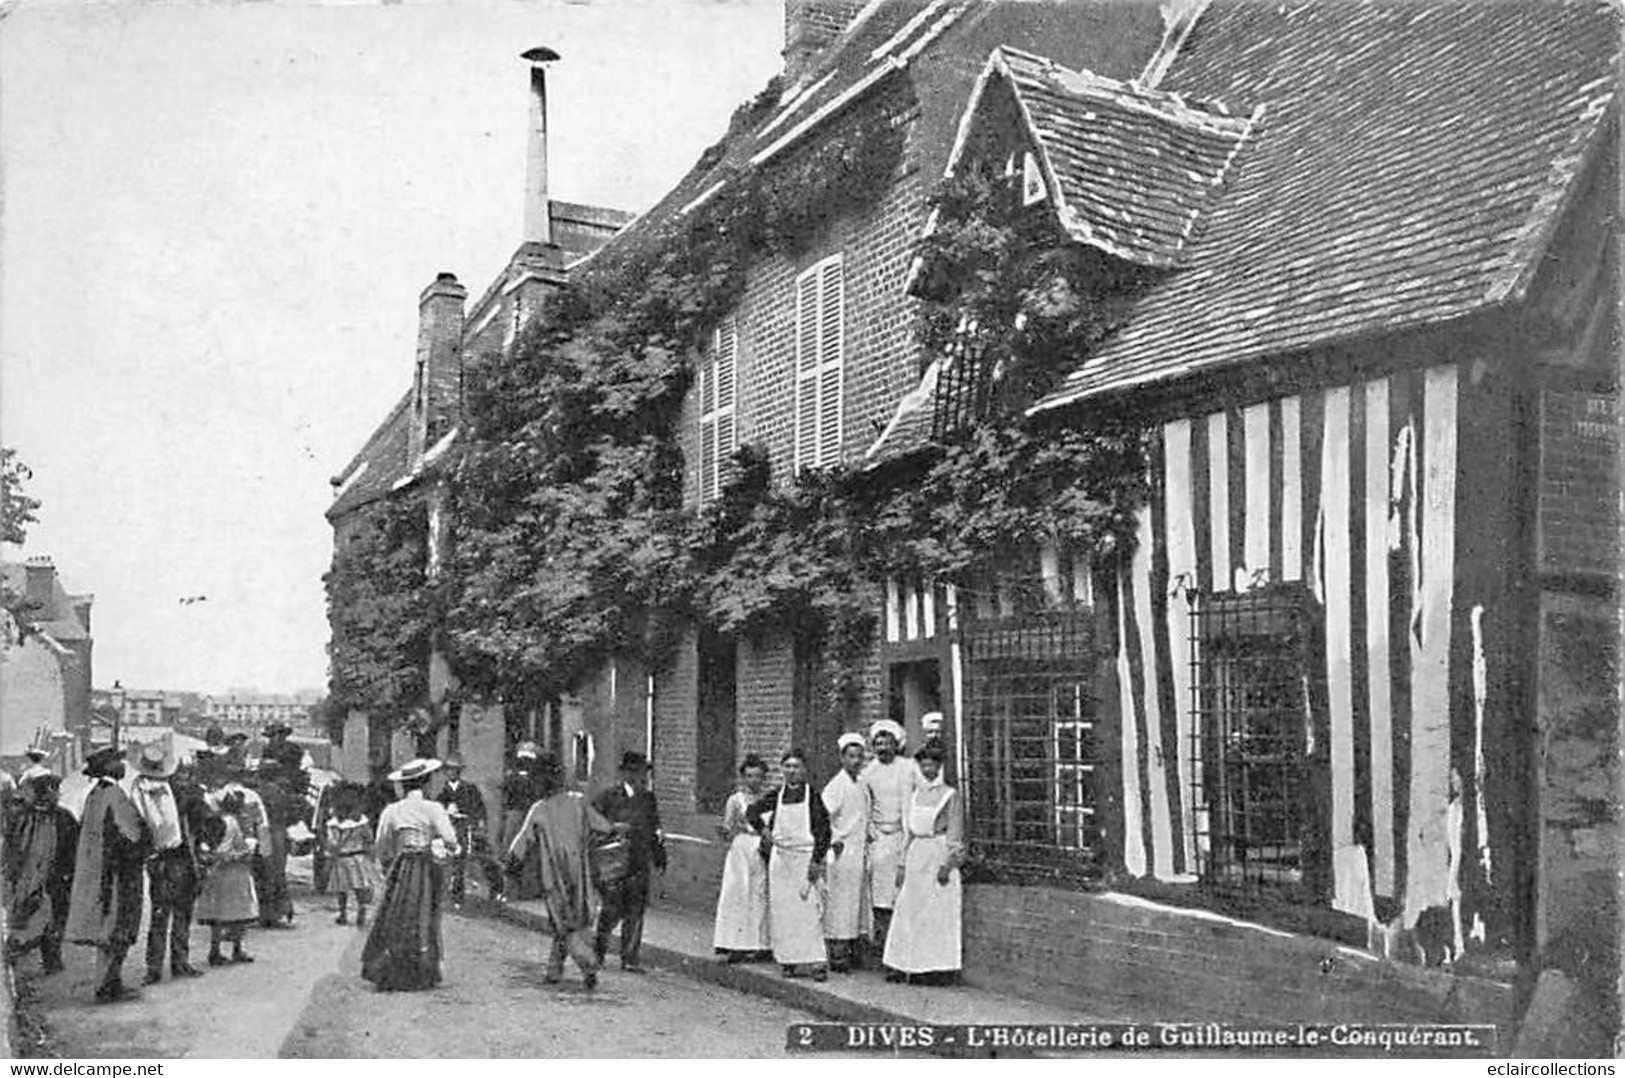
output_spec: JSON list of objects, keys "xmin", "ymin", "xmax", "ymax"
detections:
[{"xmin": 361, "ymin": 759, "xmax": 460, "ymax": 992}]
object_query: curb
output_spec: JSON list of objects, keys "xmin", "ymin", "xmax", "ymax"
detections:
[{"xmin": 468, "ymin": 897, "xmax": 915, "ymax": 1026}]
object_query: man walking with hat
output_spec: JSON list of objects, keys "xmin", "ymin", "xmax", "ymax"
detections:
[
  {"xmin": 4, "ymin": 773, "xmax": 78, "ymax": 975},
  {"xmin": 436, "ymin": 754, "xmax": 497, "ymax": 906},
  {"xmin": 498, "ymin": 741, "xmax": 544, "ymax": 900},
  {"xmin": 255, "ymin": 722, "xmax": 305, "ymax": 927},
  {"xmin": 65, "ymin": 746, "xmax": 152, "ymax": 1003},
  {"xmin": 592, "ymin": 751, "xmax": 666, "ymax": 973},
  {"xmin": 130, "ymin": 743, "xmax": 203, "ymax": 983}
]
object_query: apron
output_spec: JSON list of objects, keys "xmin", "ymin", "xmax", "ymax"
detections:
[
  {"xmin": 821, "ymin": 777, "xmax": 872, "ymax": 941},
  {"xmin": 868, "ymin": 826, "xmax": 907, "ymax": 910},
  {"xmin": 882, "ymin": 788, "xmax": 962, "ymax": 974},
  {"xmin": 713, "ymin": 797, "xmax": 770, "ymax": 952},
  {"xmin": 767, "ymin": 790, "xmax": 827, "ymax": 966}
]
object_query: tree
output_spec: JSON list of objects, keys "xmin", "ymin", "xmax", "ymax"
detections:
[{"xmin": 1, "ymin": 446, "xmax": 41, "ymax": 545}]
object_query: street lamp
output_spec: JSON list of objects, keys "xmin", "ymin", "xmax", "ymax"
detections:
[{"xmin": 109, "ymin": 680, "xmax": 125, "ymax": 751}]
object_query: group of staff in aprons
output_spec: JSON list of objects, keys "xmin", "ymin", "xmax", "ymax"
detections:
[{"xmin": 711, "ymin": 718, "xmax": 965, "ymax": 985}]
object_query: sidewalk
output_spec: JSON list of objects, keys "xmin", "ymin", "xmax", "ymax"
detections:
[{"xmin": 472, "ymin": 894, "xmax": 1112, "ymax": 1030}]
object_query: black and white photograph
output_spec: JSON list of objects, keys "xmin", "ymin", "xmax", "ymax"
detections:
[{"xmin": 0, "ymin": 0, "xmax": 1619, "ymax": 1063}]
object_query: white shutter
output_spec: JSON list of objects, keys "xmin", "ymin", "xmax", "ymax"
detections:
[
  {"xmin": 713, "ymin": 319, "xmax": 737, "ymax": 496},
  {"xmin": 816, "ymin": 257, "xmax": 844, "ymax": 467},
  {"xmin": 794, "ymin": 269, "xmax": 821, "ymax": 473},
  {"xmin": 699, "ymin": 318, "xmax": 739, "ymax": 502}
]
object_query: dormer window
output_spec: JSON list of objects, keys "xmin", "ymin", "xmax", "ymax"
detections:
[{"xmin": 1022, "ymin": 151, "xmax": 1047, "ymax": 206}]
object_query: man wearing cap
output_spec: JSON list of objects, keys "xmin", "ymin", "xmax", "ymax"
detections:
[
  {"xmin": 592, "ymin": 751, "xmax": 667, "ymax": 973},
  {"xmin": 860, "ymin": 718, "xmax": 918, "ymax": 951},
  {"xmin": 4, "ymin": 773, "xmax": 78, "ymax": 975},
  {"xmin": 130, "ymin": 744, "xmax": 203, "ymax": 983},
  {"xmin": 822, "ymin": 732, "xmax": 872, "ymax": 972},
  {"xmin": 499, "ymin": 742, "xmax": 544, "ymax": 900},
  {"xmin": 19, "ymin": 748, "xmax": 52, "ymax": 789},
  {"xmin": 435, "ymin": 754, "xmax": 497, "ymax": 906},
  {"xmin": 65, "ymin": 746, "xmax": 152, "ymax": 1003}
]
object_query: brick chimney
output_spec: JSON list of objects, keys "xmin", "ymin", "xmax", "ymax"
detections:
[
  {"xmin": 410, "ymin": 272, "xmax": 468, "ymax": 469},
  {"xmin": 784, "ymin": 0, "xmax": 863, "ymax": 83},
  {"xmin": 69, "ymin": 593, "xmax": 92, "ymax": 634},
  {"xmin": 23, "ymin": 555, "xmax": 54, "ymax": 611},
  {"xmin": 521, "ymin": 46, "xmax": 560, "ymax": 246}
]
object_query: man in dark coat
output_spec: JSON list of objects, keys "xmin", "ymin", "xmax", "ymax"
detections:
[
  {"xmin": 65, "ymin": 746, "xmax": 152, "ymax": 1003},
  {"xmin": 498, "ymin": 742, "xmax": 544, "ymax": 900},
  {"xmin": 4, "ymin": 774, "xmax": 78, "ymax": 974},
  {"xmin": 252, "ymin": 759, "xmax": 297, "ymax": 927},
  {"xmin": 592, "ymin": 751, "xmax": 667, "ymax": 973},
  {"xmin": 435, "ymin": 754, "xmax": 498, "ymax": 905}
]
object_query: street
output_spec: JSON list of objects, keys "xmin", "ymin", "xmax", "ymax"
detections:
[{"xmin": 14, "ymin": 888, "xmax": 822, "ymax": 1058}]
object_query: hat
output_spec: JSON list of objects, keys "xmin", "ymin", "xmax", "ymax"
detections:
[
  {"xmin": 204, "ymin": 725, "xmax": 226, "ymax": 747},
  {"xmin": 920, "ymin": 711, "xmax": 945, "ymax": 735},
  {"xmin": 82, "ymin": 745, "xmax": 126, "ymax": 778},
  {"xmin": 28, "ymin": 772, "xmax": 62, "ymax": 792},
  {"xmin": 443, "ymin": 754, "xmax": 465, "ymax": 769},
  {"xmin": 226, "ymin": 731, "xmax": 249, "ymax": 744},
  {"xmin": 868, "ymin": 719, "xmax": 907, "ymax": 749},
  {"xmin": 619, "ymin": 750, "xmax": 650, "ymax": 772},
  {"xmin": 23, "ymin": 748, "xmax": 47, "ymax": 762},
  {"xmin": 135, "ymin": 743, "xmax": 177, "ymax": 779},
  {"xmin": 514, "ymin": 741, "xmax": 540, "ymax": 760},
  {"xmin": 387, "ymin": 758, "xmax": 442, "ymax": 783},
  {"xmin": 263, "ymin": 721, "xmax": 292, "ymax": 737},
  {"xmin": 837, "ymin": 732, "xmax": 867, "ymax": 752}
]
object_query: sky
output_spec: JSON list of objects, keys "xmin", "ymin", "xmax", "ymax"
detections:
[{"xmin": 0, "ymin": 0, "xmax": 784, "ymax": 696}]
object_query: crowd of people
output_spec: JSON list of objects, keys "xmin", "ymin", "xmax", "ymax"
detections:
[
  {"xmin": 713, "ymin": 717, "xmax": 964, "ymax": 986},
  {"xmin": 1, "ymin": 722, "xmax": 310, "ymax": 1004},
  {"xmin": 4, "ymin": 715, "xmax": 962, "ymax": 1006}
]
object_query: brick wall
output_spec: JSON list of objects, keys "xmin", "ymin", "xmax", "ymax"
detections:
[
  {"xmin": 1536, "ymin": 592, "xmax": 1619, "ymax": 1012},
  {"xmin": 1539, "ymin": 389, "xmax": 1620, "ymax": 579},
  {"xmin": 653, "ymin": 631, "xmax": 700, "ymax": 827}
]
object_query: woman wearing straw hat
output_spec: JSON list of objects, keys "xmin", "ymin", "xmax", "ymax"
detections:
[{"xmin": 361, "ymin": 758, "xmax": 460, "ymax": 991}]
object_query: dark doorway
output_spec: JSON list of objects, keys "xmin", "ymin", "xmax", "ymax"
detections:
[
  {"xmin": 888, "ymin": 658, "xmax": 944, "ymax": 771},
  {"xmin": 696, "ymin": 629, "xmax": 738, "ymax": 814}
]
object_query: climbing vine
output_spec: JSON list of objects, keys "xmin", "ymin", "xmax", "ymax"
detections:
[{"xmin": 324, "ymin": 494, "xmax": 438, "ymax": 728}]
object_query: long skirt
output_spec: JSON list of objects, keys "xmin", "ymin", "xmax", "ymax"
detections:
[
  {"xmin": 767, "ymin": 847, "xmax": 825, "ymax": 966},
  {"xmin": 196, "ymin": 862, "xmax": 259, "ymax": 925},
  {"xmin": 712, "ymin": 834, "xmax": 769, "ymax": 952},
  {"xmin": 881, "ymin": 834, "xmax": 961, "ymax": 974},
  {"xmin": 867, "ymin": 829, "xmax": 907, "ymax": 910},
  {"xmin": 328, "ymin": 852, "xmax": 384, "ymax": 896},
  {"xmin": 255, "ymin": 827, "xmax": 291, "ymax": 922},
  {"xmin": 361, "ymin": 852, "xmax": 444, "ymax": 991},
  {"xmin": 821, "ymin": 842, "xmax": 870, "ymax": 941}
]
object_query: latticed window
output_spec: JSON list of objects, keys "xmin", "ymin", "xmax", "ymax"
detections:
[
  {"xmin": 961, "ymin": 555, "xmax": 1103, "ymax": 884},
  {"xmin": 697, "ymin": 318, "xmax": 737, "ymax": 503},
  {"xmin": 931, "ymin": 315, "xmax": 995, "ymax": 437},
  {"xmin": 1189, "ymin": 584, "xmax": 1321, "ymax": 889}
]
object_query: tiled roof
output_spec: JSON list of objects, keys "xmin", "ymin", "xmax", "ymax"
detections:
[
  {"xmin": 1034, "ymin": 0, "xmax": 1619, "ymax": 411},
  {"xmin": 327, "ymin": 392, "xmax": 412, "ymax": 520},
  {"xmin": 998, "ymin": 46, "xmax": 1255, "ymax": 268}
]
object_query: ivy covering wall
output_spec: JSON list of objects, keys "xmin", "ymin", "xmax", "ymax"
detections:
[{"xmin": 324, "ymin": 84, "xmax": 1153, "ymax": 731}]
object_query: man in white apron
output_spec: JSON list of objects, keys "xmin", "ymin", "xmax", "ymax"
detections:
[
  {"xmin": 860, "ymin": 719, "xmax": 917, "ymax": 951},
  {"xmin": 746, "ymin": 749, "xmax": 830, "ymax": 981},
  {"xmin": 821, "ymin": 733, "xmax": 871, "ymax": 972}
]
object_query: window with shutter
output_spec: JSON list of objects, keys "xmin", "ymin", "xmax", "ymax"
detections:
[
  {"xmin": 698, "ymin": 317, "xmax": 738, "ymax": 503},
  {"xmin": 794, "ymin": 254, "xmax": 844, "ymax": 473}
]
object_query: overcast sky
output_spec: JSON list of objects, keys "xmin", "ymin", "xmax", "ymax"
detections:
[{"xmin": 0, "ymin": 0, "xmax": 783, "ymax": 695}]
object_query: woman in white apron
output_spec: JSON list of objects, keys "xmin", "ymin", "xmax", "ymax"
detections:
[
  {"xmin": 712, "ymin": 754, "xmax": 771, "ymax": 961},
  {"xmin": 882, "ymin": 740, "xmax": 963, "ymax": 984},
  {"xmin": 746, "ymin": 749, "xmax": 830, "ymax": 981},
  {"xmin": 821, "ymin": 733, "xmax": 872, "ymax": 971}
]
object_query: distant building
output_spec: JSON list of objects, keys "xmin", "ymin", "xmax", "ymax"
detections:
[
  {"xmin": 204, "ymin": 691, "xmax": 324, "ymax": 735},
  {"xmin": 2, "ymin": 556, "xmax": 94, "ymax": 766}
]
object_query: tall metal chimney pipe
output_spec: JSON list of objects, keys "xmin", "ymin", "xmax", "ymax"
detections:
[{"xmin": 522, "ymin": 46, "xmax": 560, "ymax": 245}]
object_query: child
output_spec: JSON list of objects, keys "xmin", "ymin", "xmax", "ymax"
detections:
[
  {"xmin": 195, "ymin": 792, "xmax": 259, "ymax": 965},
  {"xmin": 325, "ymin": 784, "xmax": 385, "ymax": 927}
]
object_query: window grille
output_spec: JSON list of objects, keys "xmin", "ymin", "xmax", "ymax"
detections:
[
  {"xmin": 931, "ymin": 318, "xmax": 995, "ymax": 437},
  {"xmin": 1188, "ymin": 584, "xmax": 1321, "ymax": 889},
  {"xmin": 961, "ymin": 607, "xmax": 1103, "ymax": 883}
]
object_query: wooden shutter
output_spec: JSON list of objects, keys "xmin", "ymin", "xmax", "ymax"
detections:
[
  {"xmin": 794, "ymin": 268, "xmax": 821, "ymax": 472},
  {"xmin": 699, "ymin": 318, "xmax": 738, "ymax": 503},
  {"xmin": 794, "ymin": 254, "xmax": 844, "ymax": 472}
]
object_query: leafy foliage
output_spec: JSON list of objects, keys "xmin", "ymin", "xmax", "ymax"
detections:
[
  {"xmin": 1, "ymin": 446, "xmax": 41, "ymax": 547},
  {"xmin": 324, "ymin": 496, "xmax": 437, "ymax": 724}
]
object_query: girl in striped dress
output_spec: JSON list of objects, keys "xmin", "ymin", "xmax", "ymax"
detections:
[{"xmin": 325, "ymin": 784, "xmax": 385, "ymax": 927}]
